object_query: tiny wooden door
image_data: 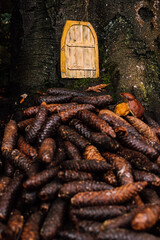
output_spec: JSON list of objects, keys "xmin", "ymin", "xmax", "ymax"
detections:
[{"xmin": 61, "ymin": 20, "xmax": 99, "ymax": 78}]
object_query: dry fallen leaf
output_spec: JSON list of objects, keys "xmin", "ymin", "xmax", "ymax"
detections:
[
  {"xmin": 85, "ymin": 84, "xmax": 110, "ymax": 92},
  {"xmin": 20, "ymin": 94, "xmax": 28, "ymax": 99},
  {"xmin": 36, "ymin": 91, "xmax": 47, "ymax": 95},
  {"xmin": 20, "ymin": 93, "xmax": 28, "ymax": 104},
  {"xmin": 120, "ymin": 92, "xmax": 145, "ymax": 118},
  {"xmin": 114, "ymin": 102, "xmax": 130, "ymax": 116}
]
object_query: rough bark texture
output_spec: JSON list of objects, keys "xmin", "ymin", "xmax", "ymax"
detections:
[
  {"xmin": 11, "ymin": 0, "xmax": 160, "ymax": 122},
  {"xmin": 11, "ymin": 0, "xmax": 57, "ymax": 92}
]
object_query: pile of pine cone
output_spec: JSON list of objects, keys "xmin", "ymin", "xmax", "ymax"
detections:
[{"xmin": 0, "ymin": 87, "xmax": 160, "ymax": 240}]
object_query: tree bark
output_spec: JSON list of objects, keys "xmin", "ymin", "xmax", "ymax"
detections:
[
  {"xmin": 11, "ymin": 0, "xmax": 160, "ymax": 122},
  {"xmin": 11, "ymin": 0, "xmax": 57, "ymax": 92}
]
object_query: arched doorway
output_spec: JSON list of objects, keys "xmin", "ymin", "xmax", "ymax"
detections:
[{"xmin": 61, "ymin": 20, "xmax": 99, "ymax": 78}]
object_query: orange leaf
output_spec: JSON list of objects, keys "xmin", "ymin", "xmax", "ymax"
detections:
[
  {"xmin": 114, "ymin": 102, "xmax": 130, "ymax": 116},
  {"xmin": 20, "ymin": 98, "xmax": 25, "ymax": 104},
  {"xmin": 36, "ymin": 91, "xmax": 47, "ymax": 96},
  {"xmin": 85, "ymin": 84, "xmax": 110, "ymax": 92}
]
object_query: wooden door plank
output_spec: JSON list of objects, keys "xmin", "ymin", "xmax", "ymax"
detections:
[{"xmin": 67, "ymin": 43, "xmax": 95, "ymax": 47}]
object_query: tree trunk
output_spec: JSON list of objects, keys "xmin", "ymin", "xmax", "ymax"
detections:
[
  {"xmin": 11, "ymin": 0, "xmax": 57, "ymax": 92},
  {"xmin": 11, "ymin": 0, "xmax": 160, "ymax": 122}
]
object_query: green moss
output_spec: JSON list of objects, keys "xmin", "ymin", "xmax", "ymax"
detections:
[
  {"xmin": 71, "ymin": 78, "xmax": 96, "ymax": 89},
  {"xmin": 99, "ymin": 72, "xmax": 111, "ymax": 84},
  {"xmin": 70, "ymin": 71, "xmax": 112, "ymax": 89},
  {"xmin": 138, "ymin": 82, "xmax": 148, "ymax": 100},
  {"xmin": 124, "ymin": 33, "xmax": 131, "ymax": 46}
]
